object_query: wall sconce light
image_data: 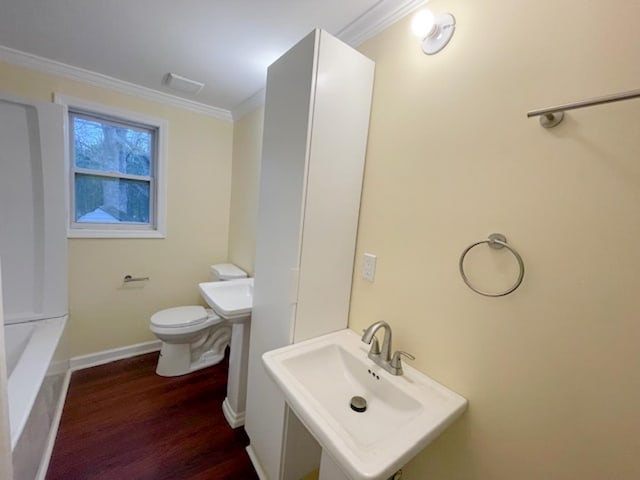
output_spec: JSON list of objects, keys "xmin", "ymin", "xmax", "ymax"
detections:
[{"xmin": 411, "ymin": 9, "xmax": 456, "ymax": 55}]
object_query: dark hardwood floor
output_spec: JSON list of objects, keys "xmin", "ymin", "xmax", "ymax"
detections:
[{"xmin": 46, "ymin": 351, "xmax": 259, "ymax": 480}]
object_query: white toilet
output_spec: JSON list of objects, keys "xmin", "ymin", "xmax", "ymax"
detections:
[{"xmin": 150, "ymin": 264, "xmax": 247, "ymax": 377}]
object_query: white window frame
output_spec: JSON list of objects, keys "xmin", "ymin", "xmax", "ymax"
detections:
[{"xmin": 55, "ymin": 94, "xmax": 167, "ymax": 238}]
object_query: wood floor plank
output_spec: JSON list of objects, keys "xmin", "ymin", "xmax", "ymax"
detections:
[{"xmin": 46, "ymin": 351, "xmax": 258, "ymax": 480}]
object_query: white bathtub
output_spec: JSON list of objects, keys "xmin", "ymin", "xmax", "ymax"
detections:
[
  {"xmin": 1, "ymin": 93, "xmax": 69, "ymax": 479},
  {"xmin": 6, "ymin": 316, "xmax": 68, "ymax": 480}
]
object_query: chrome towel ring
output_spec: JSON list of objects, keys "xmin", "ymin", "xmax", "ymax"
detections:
[{"xmin": 459, "ymin": 233, "xmax": 525, "ymax": 297}]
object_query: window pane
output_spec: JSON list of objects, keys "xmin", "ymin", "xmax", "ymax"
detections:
[
  {"xmin": 75, "ymin": 174, "xmax": 151, "ymax": 224},
  {"xmin": 73, "ymin": 116, "xmax": 152, "ymax": 177}
]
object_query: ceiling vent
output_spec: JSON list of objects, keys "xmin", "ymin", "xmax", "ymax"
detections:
[{"xmin": 164, "ymin": 73, "xmax": 204, "ymax": 94}]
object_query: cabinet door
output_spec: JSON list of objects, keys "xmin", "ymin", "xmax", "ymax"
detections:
[
  {"xmin": 294, "ymin": 31, "xmax": 375, "ymax": 342},
  {"xmin": 245, "ymin": 30, "xmax": 318, "ymax": 480},
  {"xmin": 246, "ymin": 29, "xmax": 375, "ymax": 480}
]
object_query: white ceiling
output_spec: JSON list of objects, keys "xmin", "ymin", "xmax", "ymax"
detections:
[{"xmin": 0, "ymin": 0, "xmax": 424, "ymax": 119}]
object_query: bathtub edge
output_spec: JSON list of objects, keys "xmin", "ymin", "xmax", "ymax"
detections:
[{"xmin": 34, "ymin": 368, "xmax": 71, "ymax": 480}]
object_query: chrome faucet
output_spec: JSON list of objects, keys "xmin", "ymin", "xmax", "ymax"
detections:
[{"xmin": 361, "ymin": 321, "xmax": 415, "ymax": 376}]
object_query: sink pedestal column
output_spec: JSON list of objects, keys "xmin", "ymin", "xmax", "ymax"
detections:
[
  {"xmin": 319, "ymin": 450, "xmax": 350, "ymax": 480},
  {"xmin": 222, "ymin": 319, "xmax": 251, "ymax": 428}
]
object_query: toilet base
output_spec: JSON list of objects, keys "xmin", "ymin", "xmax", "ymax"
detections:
[
  {"xmin": 155, "ymin": 342, "xmax": 225, "ymax": 377},
  {"xmin": 222, "ymin": 396, "xmax": 245, "ymax": 428}
]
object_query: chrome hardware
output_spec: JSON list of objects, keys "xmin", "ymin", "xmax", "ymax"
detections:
[
  {"xmin": 362, "ymin": 321, "xmax": 392, "ymax": 361},
  {"xmin": 123, "ymin": 275, "xmax": 150, "ymax": 283},
  {"xmin": 362, "ymin": 321, "xmax": 413, "ymax": 376},
  {"xmin": 459, "ymin": 233, "xmax": 525, "ymax": 297},
  {"xmin": 527, "ymin": 88, "xmax": 640, "ymax": 128},
  {"xmin": 362, "ymin": 328, "xmax": 381, "ymax": 355},
  {"xmin": 389, "ymin": 351, "xmax": 415, "ymax": 376},
  {"xmin": 350, "ymin": 396, "xmax": 367, "ymax": 413}
]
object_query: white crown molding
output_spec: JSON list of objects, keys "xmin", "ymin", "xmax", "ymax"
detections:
[
  {"xmin": 232, "ymin": 88, "xmax": 266, "ymax": 120},
  {"xmin": 231, "ymin": 0, "xmax": 426, "ymax": 117},
  {"xmin": 338, "ymin": 0, "xmax": 427, "ymax": 47},
  {"xmin": 0, "ymin": 45, "xmax": 233, "ymax": 121}
]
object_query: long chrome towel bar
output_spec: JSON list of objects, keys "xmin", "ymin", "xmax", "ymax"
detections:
[{"xmin": 527, "ymin": 88, "xmax": 640, "ymax": 128}]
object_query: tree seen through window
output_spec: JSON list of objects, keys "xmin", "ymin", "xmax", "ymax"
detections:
[{"xmin": 71, "ymin": 113, "xmax": 155, "ymax": 224}]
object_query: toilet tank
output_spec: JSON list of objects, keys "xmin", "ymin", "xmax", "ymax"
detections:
[{"xmin": 210, "ymin": 263, "xmax": 247, "ymax": 282}]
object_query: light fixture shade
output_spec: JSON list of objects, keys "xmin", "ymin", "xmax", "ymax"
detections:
[
  {"xmin": 411, "ymin": 9, "xmax": 436, "ymax": 38},
  {"xmin": 421, "ymin": 13, "xmax": 456, "ymax": 55}
]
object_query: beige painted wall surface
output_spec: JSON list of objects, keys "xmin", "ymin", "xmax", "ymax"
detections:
[
  {"xmin": 228, "ymin": 107, "xmax": 264, "ymax": 275},
  {"xmin": 0, "ymin": 61, "xmax": 233, "ymax": 357},
  {"xmin": 350, "ymin": 1, "xmax": 640, "ymax": 479}
]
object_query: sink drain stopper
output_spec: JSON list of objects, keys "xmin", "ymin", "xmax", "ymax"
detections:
[{"xmin": 350, "ymin": 396, "xmax": 367, "ymax": 413}]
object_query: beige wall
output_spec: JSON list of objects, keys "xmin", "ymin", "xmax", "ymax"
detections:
[
  {"xmin": 3, "ymin": 0, "xmax": 639, "ymax": 474},
  {"xmin": 0, "ymin": 61, "xmax": 233, "ymax": 357},
  {"xmin": 349, "ymin": 1, "xmax": 640, "ymax": 479},
  {"xmin": 228, "ymin": 107, "xmax": 263, "ymax": 275}
]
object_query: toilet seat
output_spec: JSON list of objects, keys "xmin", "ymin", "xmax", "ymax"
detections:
[{"xmin": 151, "ymin": 306, "xmax": 217, "ymax": 329}]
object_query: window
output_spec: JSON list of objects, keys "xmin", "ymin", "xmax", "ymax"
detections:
[{"xmin": 56, "ymin": 95, "xmax": 167, "ymax": 238}]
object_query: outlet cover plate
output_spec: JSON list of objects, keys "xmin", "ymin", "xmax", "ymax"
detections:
[{"xmin": 363, "ymin": 253, "xmax": 377, "ymax": 282}]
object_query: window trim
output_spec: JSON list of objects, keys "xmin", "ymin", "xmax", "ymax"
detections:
[
  {"xmin": 55, "ymin": 94, "xmax": 167, "ymax": 238},
  {"xmin": 68, "ymin": 109, "xmax": 157, "ymax": 232}
]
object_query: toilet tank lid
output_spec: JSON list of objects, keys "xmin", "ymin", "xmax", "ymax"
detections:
[
  {"xmin": 210, "ymin": 263, "xmax": 247, "ymax": 280},
  {"xmin": 150, "ymin": 306, "xmax": 210, "ymax": 327}
]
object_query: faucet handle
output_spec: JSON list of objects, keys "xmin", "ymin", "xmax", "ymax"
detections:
[{"xmin": 390, "ymin": 351, "xmax": 415, "ymax": 372}]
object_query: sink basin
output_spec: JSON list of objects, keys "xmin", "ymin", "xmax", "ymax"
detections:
[
  {"xmin": 198, "ymin": 278, "xmax": 253, "ymax": 321},
  {"xmin": 262, "ymin": 329, "xmax": 467, "ymax": 480}
]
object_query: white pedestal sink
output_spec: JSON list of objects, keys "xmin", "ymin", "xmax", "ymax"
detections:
[
  {"xmin": 263, "ymin": 329, "xmax": 467, "ymax": 480},
  {"xmin": 199, "ymin": 278, "xmax": 253, "ymax": 428}
]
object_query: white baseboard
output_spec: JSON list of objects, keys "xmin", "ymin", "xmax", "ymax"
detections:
[
  {"xmin": 222, "ymin": 397, "xmax": 245, "ymax": 428},
  {"xmin": 69, "ymin": 340, "xmax": 161, "ymax": 371},
  {"xmin": 35, "ymin": 369, "xmax": 71, "ymax": 480},
  {"xmin": 246, "ymin": 444, "xmax": 269, "ymax": 480}
]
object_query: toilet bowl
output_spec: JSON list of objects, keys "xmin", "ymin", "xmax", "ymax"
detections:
[
  {"xmin": 150, "ymin": 305, "xmax": 231, "ymax": 377},
  {"xmin": 149, "ymin": 264, "xmax": 248, "ymax": 377}
]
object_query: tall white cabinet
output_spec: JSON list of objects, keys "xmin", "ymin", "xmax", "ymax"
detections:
[{"xmin": 244, "ymin": 30, "xmax": 374, "ymax": 479}]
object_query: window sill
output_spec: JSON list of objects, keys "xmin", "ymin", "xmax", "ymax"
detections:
[{"xmin": 67, "ymin": 229, "xmax": 166, "ymax": 239}]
